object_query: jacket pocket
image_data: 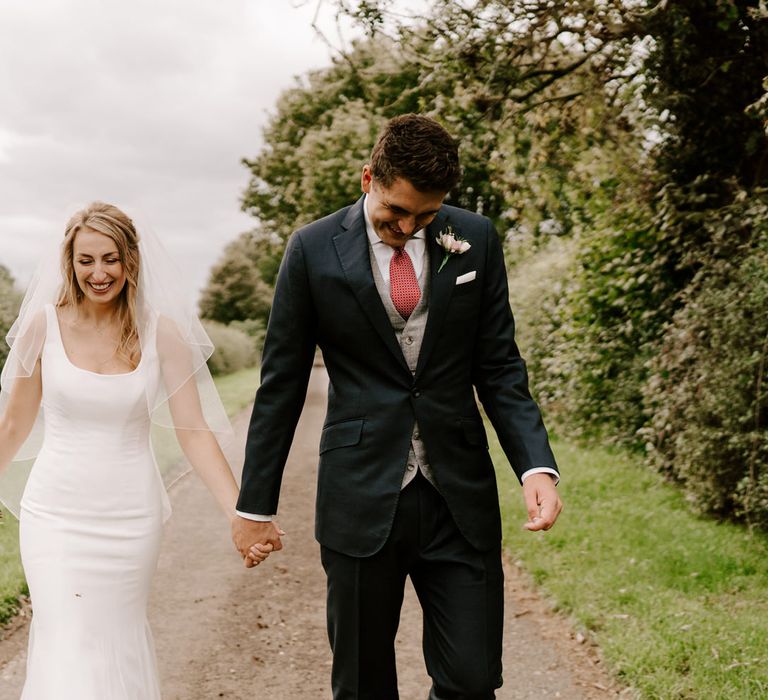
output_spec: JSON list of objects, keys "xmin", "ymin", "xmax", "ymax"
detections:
[
  {"xmin": 459, "ymin": 417, "xmax": 488, "ymax": 448},
  {"xmin": 319, "ymin": 418, "xmax": 365, "ymax": 454},
  {"xmin": 451, "ymin": 279, "xmax": 476, "ymax": 298}
]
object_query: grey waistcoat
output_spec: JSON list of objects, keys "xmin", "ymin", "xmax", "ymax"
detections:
[{"xmin": 368, "ymin": 243, "xmax": 437, "ymax": 490}]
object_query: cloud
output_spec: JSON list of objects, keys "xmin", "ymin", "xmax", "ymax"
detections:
[{"xmin": 0, "ymin": 0, "xmax": 340, "ymax": 293}]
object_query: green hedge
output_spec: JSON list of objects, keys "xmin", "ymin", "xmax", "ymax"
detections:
[
  {"xmin": 0, "ymin": 266, "xmax": 22, "ymax": 383},
  {"xmin": 644, "ymin": 206, "xmax": 768, "ymax": 527},
  {"xmin": 202, "ymin": 319, "xmax": 260, "ymax": 376}
]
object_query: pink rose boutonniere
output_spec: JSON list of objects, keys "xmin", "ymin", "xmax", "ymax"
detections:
[{"xmin": 436, "ymin": 225, "xmax": 471, "ymax": 273}]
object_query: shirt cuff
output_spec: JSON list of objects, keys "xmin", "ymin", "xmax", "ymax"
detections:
[
  {"xmin": 520, "ymin": 467, "xmax": 560, "ymax": 486},
  {"xmin": 236, "ymin": 510, "xmax": 274, "ymax": 522}
]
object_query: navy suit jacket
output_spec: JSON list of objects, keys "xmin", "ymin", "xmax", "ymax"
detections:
[{"xmin": 238, "ymin": 197, "xmax": 557, "ymax": 556}]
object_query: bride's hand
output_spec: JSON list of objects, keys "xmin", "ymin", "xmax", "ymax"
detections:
[{"xmin": 247, "ymin": 542, "xmax": 273, "ymax": 566}]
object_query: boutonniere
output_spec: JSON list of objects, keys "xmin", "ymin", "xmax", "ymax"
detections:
[{"xmin": 436, "ymin": 225, "xmax": 471, "ymax": 273}]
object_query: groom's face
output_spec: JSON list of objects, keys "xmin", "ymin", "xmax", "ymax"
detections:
[{"xmin": 361, "ymin": 165, "xmax": 445, "ymax": 248}]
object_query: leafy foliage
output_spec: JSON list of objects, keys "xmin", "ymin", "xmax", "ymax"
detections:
[
  {"xmin": 513, "ymin": 0, "xmax": 768, "ymax": 458},
  {"xmin": 0, "ymin": 266, "xmax": 22, "ymax": 380},
  {"xmin": 643, "ymin": 0, "xmax": 768, "ymax": 193},
  {"xmin": 199, "ymin": 230, "xmax": 282, "ymax": 325},
  {"xmin": 202, "ymin": 320, "xmax": 259, "ymax": 376},
  {"xmin": 643, "ymin": 195, "xmax": 768, "ymax": 527}
]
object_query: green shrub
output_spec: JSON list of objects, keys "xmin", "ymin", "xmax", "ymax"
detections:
[
  {"xmin": 506, "ymin": 193, "xmax": 668, "ymax": 447},
  {"xmin": 560, "ymin": 204, "xmax": 673, "ymax": 445},
  {"xmin": 506, "ymin": 236, "xmax": 578, "ymax": 432},
  {"xmin": 202, "ymin": 320, "xmax": 259, "ymax": 376},
  {"xmin": 229, "ymin": 317, "xmax": 266, "ymax": 351},
  {"xmin": 199, "ymin": 231, "xmax": 280, "ymax": 326},
  {"xmin": 643, "ymin": 196, "xmax": 768, "ymax": 526},
  {"xmin": 0, "ymin": 266, "xmax": 22, "ymax": 381}
]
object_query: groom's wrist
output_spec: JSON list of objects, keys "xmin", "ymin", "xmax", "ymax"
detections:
[
  {"xmin": 520, "ymin": 467, "xmax": 560, "ymax": 485},
  {"xmin": 236, "ymin": 510, "xmax": 274, "ymax": 522}
]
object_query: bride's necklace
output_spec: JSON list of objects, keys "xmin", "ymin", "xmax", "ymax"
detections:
[
  {"xmin": 69, "ymin": 314, "xmax": 119, "ymax": 337},
  {"xmin": 65, "ymin": 315, "xmax": 121, "ymax": 369}
]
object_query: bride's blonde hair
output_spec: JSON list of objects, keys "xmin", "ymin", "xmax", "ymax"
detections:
[{"xmin": 58, "ymin": 202, "xmax": 141, "ymax": 367}]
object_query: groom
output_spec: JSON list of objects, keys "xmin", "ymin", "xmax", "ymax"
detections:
[{"xmin": 232, "ymin": 114, "xmax": 562, "ymax": 699}]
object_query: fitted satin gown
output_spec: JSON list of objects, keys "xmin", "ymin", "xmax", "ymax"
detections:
[{"xmin": 18, "ymin": 305, "xmax": 167, "ymax": 699}]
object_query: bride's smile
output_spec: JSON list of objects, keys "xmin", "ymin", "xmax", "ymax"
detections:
[{"xmin": 87, "ymin": 280, "xmax": 114, "ymax": 293}]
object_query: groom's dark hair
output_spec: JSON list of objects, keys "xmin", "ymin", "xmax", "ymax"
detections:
[{"xmin": 370, "ymin": 114, "xmax": 460, "ymax": 193}]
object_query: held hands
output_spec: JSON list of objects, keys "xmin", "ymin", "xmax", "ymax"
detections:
[
  {"xmin": 231, "ymin": 517, "xmax": 285, "ymax": 569},
  {"xmin": 247, "ymin": 542, "xmax": 274, "ymax": 566},
  {"xmin": 522, "ymin": 473, "xmax": 562, "ymax": 532}
]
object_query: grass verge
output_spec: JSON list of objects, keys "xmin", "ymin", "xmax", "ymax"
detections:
[
  {"xmin": 494, "ymin": 435, "xmax": 768, "ymax": 699},
  {"xmin": 0, "ymin": 514, "xmax": 24, "ymax": 624},
  {"xmin": 0, "ymin": 365, "xmax": 260, "ymax": 626}
]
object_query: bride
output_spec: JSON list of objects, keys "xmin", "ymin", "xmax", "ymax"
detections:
[{"xmin": 0, "ymin": 202, "xmax": 270, "ymax": 699}]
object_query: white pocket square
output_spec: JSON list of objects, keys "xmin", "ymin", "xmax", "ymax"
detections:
[{"xmin": 455, "ymin": 271, "xmax": 477, "ymax": 285}]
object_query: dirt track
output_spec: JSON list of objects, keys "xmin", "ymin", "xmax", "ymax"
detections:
[{"xmin": 1, "ymin": 366, "xmax": 625, "ymax": 699}]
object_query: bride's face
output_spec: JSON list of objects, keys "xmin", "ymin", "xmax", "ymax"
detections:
[{"xmin": 72, "ymin": 228, "xmax": 127, "ymax": 306}]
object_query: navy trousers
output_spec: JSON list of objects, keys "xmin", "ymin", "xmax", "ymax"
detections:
[{"xmin": 321, "ymin": 472, "xmax": 504, "ymax": 700}]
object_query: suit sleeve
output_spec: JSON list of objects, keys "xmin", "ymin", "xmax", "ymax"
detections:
[
  {"xmin": 471, "ymin": 220, "xmax": 558, "ymax": 482},
  {"xmin": 237, "ymin": 232, "xmax": 317, "ymax": 514}
]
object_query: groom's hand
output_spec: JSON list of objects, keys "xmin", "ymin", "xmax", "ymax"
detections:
[
  {"xmin": 522, "ymin": 473, "xmax": 562, "ymax": 532},
  {"xmin": 231, "ymin": 517, "xmax": 283, "ymax": 568}
]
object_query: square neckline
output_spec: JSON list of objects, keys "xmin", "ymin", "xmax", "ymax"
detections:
[{"xmin": 47, "ymin": 304, "xmax": 144, "ymax": 377}]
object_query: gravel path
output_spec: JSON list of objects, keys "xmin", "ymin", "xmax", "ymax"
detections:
[{"xmin": 1, "ymin": 366, "xmax": 625, "ymax": 699}]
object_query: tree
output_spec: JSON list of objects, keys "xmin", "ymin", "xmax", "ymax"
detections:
[{"xmin": 198, "ymin": 231, "xmax": 281, "ymax": 325}]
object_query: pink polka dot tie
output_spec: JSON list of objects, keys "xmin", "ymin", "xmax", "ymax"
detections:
[{"xmin": 389, "ymin": 246, "xmax": 421, "ymax": 319}]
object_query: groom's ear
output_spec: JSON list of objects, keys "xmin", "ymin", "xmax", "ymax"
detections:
[{"xmin": 361, "ymin": 165, "xmax": 373, "ymax": 194}]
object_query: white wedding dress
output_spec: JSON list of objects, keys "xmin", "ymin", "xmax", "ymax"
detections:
[{"xmin": 18, "ymin": 305, "xmax": 167, "ymax": 699}]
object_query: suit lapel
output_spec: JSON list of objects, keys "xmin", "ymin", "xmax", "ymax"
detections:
[
  {"xmin": 415, "ymin": 210, "xmax": 454, "ymax": 379},
  {"xmin": 333, "ymin": 198, "xmax": 411, "ymax": 375}
]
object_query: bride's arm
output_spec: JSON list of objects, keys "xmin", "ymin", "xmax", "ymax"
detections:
[
  {"xmin": 164, "ymin": 383, "xmax": 240, "ymax": 520},
  {"xmin": 166, "ymin": 381, "xmax": 276, "ymax": 566},
  {"xmin": 0, "ymin": 360, "xmax": 42, "ymax": 473},
  {"xmin": 0, "ymin": 309, "xmax": 45, "ymax": 473},
  {"xmin": 169, "ymin": 412, "xmax": 240, "ymax": 519},
  {"xmin": 157, "ymin": 316, "xmax": 240, "ymax": 519},
  {"xmin": 157, "ymin": 316, "xmax": 274, "ymax": 565}
]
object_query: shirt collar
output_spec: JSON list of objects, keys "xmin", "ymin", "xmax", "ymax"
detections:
[{"xmin": 363, "ymin": 194, "xmax": 425, "ymax": 247}]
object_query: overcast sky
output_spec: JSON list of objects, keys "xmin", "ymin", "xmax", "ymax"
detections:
[{"xmin": 0, "ymin": 0, "xmax": 351, "ymax": 295}]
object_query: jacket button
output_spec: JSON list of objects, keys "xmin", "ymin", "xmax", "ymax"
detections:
[{"xmin": 412, "ymin": 388, "xmax": 421, "ymax": 398}]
